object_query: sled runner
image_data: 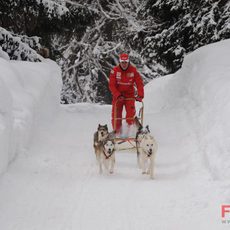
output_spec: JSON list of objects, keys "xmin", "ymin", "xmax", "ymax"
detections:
[{"xmin": 113, "ymin": 98, "xmax": 144, "ymax": 150}]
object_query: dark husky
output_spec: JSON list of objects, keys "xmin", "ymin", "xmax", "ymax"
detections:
[
  {"xmin": 93, "ymin": 124, "xmax": 109, "ymax": 162},
  {"xmin": 135, "ymin": 123, "xmax": 150, "ymax": 166},
  {"xmin": 134, "ymin": 116, "xmax": 144, "ymax": 156}
]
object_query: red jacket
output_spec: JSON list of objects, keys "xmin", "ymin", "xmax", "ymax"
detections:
[{"xmin": 109, "ymin": 64, "xmax": 144, "ymax": 99}]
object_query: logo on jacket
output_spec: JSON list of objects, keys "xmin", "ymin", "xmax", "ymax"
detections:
[
  {"xmin": 116, "ymin": 72, "xmax": 121, "ymax": 80},
  {"xmin": 127, "ymin": 72, "xmax": 134, "ymax": 78}
]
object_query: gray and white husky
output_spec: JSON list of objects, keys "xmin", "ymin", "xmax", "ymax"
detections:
[
  {"xmin": 136, "ymin": 125, "xmax": 158, "ymax": 179},
  {"xmin": 98, "ymin": 138, "xmax": 116, "ymax": 174}
]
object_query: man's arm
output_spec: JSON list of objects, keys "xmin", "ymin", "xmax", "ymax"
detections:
[
  {"xmin": 134, "ymin": 70, "xmax": 144, "ymax": 99},
  {"xmin": 109, "ymin": 68, "xmax": 121, "ymax": 99}
]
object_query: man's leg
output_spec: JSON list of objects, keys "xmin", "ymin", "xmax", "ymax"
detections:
[
  {"xmin": 125, "ymin": 99, "xmax": 136, "ymax": 125},
  {"xmin": 112, "ymin": 99, "xmax": 124, "ymax": 133}
]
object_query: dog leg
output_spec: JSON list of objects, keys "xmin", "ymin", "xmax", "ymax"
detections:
[
  {"xmin": 103, "ymin": 159, "xmax": 110, "ymax": 174},
  {"xmin": 110, "ymin": 157, "xmax": 115, "ymax": 174},
  {"xmin": 146, "ymin": 159, "xmax": 150, "ymax": 175},
  {"xmin": 143, "ymin": 161, "xmax": 148, "ymax": 174},
  {"xmin": 140, "ymin": 156, "xmax": 147, "ymax": 174},
  {"xmin": 136, "ymin": 145, "xmax": 141, "ymax": 169},
  {"xmin": 145, "ymin": 158, "xmax": 150, "ymax": 175},
  {"xmin": 149, "ymin": 156, "xmax": 155, "ymax": 179},
  {"xmin": 96, "ymin": 151, "xmax": 103, "ymax": 174},
  {"xmin": 98, "ymin": 157, "xmax": 103, "ymax": 174},
  {"xmin": 99, "ymin": 162, "xmax": 103, "ymax": 174},
  {"xmin": 95, "ymin": 148, "xmax": 100, "ymax": 162},
  {"xmin": 96, "ymin": 154, "xmax": 100, "ymax": 163}
]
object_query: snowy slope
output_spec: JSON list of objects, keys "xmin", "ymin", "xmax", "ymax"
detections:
[
  {"xmin": 0, "ymin": 58, "xmax": 62, "ymax": 174},
  {"xmin": 1, "ymin": 39, "xmax": 230, "ymax": 229},
  {"xmin": 145, "ymin": 39, "xmax": 230, "ymax": 180}
]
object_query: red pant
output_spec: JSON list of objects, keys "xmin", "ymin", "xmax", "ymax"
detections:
[{"xmin": 111, "ymin": 98, "xmax": 136, "ymax": 132}]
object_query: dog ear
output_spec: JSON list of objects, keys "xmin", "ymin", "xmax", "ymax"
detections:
[
  {"xmin": 105, "ymin": 124, "xmax": 108, "ymax": 130},
  {"xmin": 146, "ymin": 125, "xmax": 150, "ymax": 133},
  {"xmin": 98, "ymin": 124, "xmax": 101, "ymax": 128}
]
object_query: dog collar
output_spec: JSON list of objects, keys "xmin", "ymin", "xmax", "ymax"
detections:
[{"xmin": 147, "ymin": 152, "xmax": 152, "ymax": 157}]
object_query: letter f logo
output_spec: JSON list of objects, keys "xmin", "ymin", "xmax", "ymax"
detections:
[{"xmin": 222, "ymin": 205, "xmax": 230, "ymax": 218}]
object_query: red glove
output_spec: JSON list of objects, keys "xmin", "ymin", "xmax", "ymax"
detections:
[
  {"xmin": 117, "ymin": 95, "xmax": 125, "ymax": 101},
  {"xmin": 136, "ymin": 96, "xmax": 143, "ymax": 102}
]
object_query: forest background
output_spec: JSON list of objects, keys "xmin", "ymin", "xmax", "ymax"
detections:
[{"xmin": 0, "ymin": 0, "xmax": 230, "ymax": 104}]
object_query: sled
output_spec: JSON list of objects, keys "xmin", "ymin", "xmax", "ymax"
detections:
[{"xmin": 113, "ymin": 98, "xmax": 144, "ymax": 151}]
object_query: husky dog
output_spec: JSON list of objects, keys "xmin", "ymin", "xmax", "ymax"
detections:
[
  {"xmin": 136, "ymin": 125, "xmax": 149, "ymax": 164},
  {"xmin": 98, "ymin": 138, "xmax": 116, "ymax": 174},
  {"xmin": 136, "ymin": 126, "xmax": 157, "ymax": 179},
  {"xmin": 93, "ymin": 124, "xmax": 109, "ymax": 161}
]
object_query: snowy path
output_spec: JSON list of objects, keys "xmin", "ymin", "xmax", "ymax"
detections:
[{"xmin": 0, "ymin": 104, "xmax": 224, "ymax": 229}]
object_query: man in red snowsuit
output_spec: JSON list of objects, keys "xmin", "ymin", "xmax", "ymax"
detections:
[{"xmin": 109, "ymin": 53, "xmax": 144, "ymax": 133}]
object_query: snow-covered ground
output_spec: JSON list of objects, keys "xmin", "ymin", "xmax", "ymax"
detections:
[{"xmin": 0, "ymin": 40, "xmax": 230, "ymax": 229}]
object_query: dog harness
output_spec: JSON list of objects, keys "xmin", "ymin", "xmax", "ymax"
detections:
[
  {"xmin": 103, "ymin": 148, "xmax": 114, "ymax": 159},
  {"xmin": 144, "ymin": 150, "xmax": 153, "ymax": 158}
]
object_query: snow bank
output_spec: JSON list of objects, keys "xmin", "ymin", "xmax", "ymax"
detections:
[
  {"xmin": 0, "ymin": 47, "xmax": 10, "ymax": 60},
  {"xmin": 0, "ymin": 58, "xmax": 62, "ymax": 175},
  {"xmin": 0, "ymin": 73, "xmax": 12, "ymax": 174},
  {"xmin": 145, "ymin": 39, "xmax": 230, "ymax": 179}
]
